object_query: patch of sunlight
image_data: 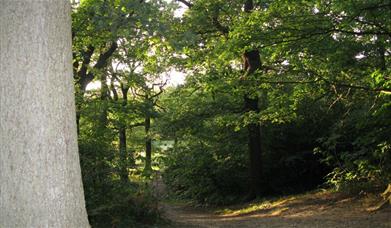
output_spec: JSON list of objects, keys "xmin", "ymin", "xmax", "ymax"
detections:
[
  {"xmin": 221, "ymin": 197, "xmax": 296, "ymax": 216},
  {"xmin": 270, "ymin": 207, "xmax": 289, "ymax": 216},
  {"xmin": 151, "ymin": 165, "xmax": 161, "ymax": 171}
]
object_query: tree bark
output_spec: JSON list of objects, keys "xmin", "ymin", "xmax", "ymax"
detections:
[
  {"xmin": 144, "ymin": 96, "xmax": 153, "ymax": 174},
  {"xmin": 119, "ymin": 84, "xmax": 131, "ymax": 182},
  {"xmin": 98, "ymin": 73, "xmax": 110, "ymax": 132},
  {"xmin": 144, "ymin": 112, "xmax": 152, "ymax": 173},
  {"xmin": 119, "ymin": 125, "xmax": 128, "ymax": 181},
  {"xmin": 244, "ymin": 93, "xmax": 263, "ymax": 198},
  {"xmin": 0, "ymin": 1, "xmax": 90, "ymax": 227},
  {"xmin": 243, "ymin": 51, "xmax": 264, "ymax": 198},
  {"xmin": 243, "ymin": 0, "xmax": 264, "ymax": 199},
  {"xmin": 74, "ymin": 42, "xmax": 117, "ymax": 134}
]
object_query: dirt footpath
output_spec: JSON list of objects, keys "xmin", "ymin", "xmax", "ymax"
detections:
[{"xmin": 160, "ymin": 191, "xmax": 391, "ymax": 228}]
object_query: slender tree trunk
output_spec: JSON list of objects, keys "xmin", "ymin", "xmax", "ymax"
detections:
[
  {"xmin": 378, "ymin": 40, "xmax": 386, "ymax": 71},
  {"xmin": 119, "ymin": 126, "xmax": 128, "ymax": 180},
  {"xmin": 0, "ymin": 1, "xmax": 90, "ymax": 227},
  {"xmin": 243, "ymin": 0, "xmax": 264, "ymax": 199},
  {"xmin": 99, "ymin": 73, "xmax": 109, "ymax": 132},
  {"xmin": 119, "ymin": 85, "xmax": 130, "ymax": 182},
  {"xmin": 144, "ymin": 113, "xmax": 152, "ymax": 173},
  {"xmin": 76, "ymin": 110, "xmax": 81, "ymax": 135}
]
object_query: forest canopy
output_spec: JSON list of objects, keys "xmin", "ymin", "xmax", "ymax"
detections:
[{"xmin": 71, "ymin": 0, "xmax": 390, "ymax": 226}]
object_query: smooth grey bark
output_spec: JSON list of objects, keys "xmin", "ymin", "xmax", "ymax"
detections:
[{"xmin": 0, "ymin": 1, "xmax": 90, "ymax": 227}]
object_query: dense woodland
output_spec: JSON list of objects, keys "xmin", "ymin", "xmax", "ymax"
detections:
[{"xmin": 72, "ymin": 0, "xmax": 389, "ymax": 226}]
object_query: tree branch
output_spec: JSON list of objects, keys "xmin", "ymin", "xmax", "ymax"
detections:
[
  {"xmin": 79, "ymin": 42, "xmax": 118, "ymax": 92},
  {"xmin": 177, "ymin": 0, "xmax": 193, "ymax": 8},
  {"xmin": 128, "ymin": 122, "xmax": 145, "ymax": 128}
]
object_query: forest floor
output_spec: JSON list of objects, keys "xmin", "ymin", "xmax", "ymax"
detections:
[{"xmin": 158, "ymin": 190, "xmax": 391, "ymax": 228}]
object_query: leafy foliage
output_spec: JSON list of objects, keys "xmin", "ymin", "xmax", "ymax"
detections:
[
  {"xmin": 72, "ymin": 0, "xmax": 391, "ymax": 224},
  {"xmin": 157, "ymin": 0, "xmax": 391, "ymax": 204},
  {"xmin": 158, "ymin": 86, "xmax": 249, "ymax": 204},
  {"xmin": 72, "ymin": 0, "xmax": 175, "ymax": 226}
]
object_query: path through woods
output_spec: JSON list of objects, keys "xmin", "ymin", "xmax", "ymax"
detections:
[{"xmin": 158, "ymin": 189, "xmax": 391, "ymax": 227}]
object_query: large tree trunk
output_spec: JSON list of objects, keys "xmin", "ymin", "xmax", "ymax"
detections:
[
  {"xmin": 0, "ymin": 1, "xmax": 90, "ymax": 227},
  {"xmin": 243, "ymin": 0, "xmax": 264, "ymax": 199},
  {"xmin": 243, "ymin": 51, "xmax": 264, "ymax": 199}
]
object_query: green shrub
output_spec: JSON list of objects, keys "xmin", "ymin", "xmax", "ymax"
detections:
[
  {"xmin": 163, "ymin": 140, "xmax": 248, "ymax": 205},
  {"xmin": 79, "ymin": 137, "xmax": 162, "ymax": 227}
]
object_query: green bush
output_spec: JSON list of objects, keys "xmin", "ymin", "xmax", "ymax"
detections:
[
  {"xmin": 79, "ymin": 136, "xmax": 161, "ymax": 227},
  {"xmin": 316, "ymin": 94, "xmax": 391, "ymax": 193},
  {"xmin": 163, "ymin": 138, "xmax": 248, "ymax": 205}
]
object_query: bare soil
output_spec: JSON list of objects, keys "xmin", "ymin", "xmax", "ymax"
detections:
[{"xmin": 159, "ymin": 191, "xmax": 391, "ymax": 228}]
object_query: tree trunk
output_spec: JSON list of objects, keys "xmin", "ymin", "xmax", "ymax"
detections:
[
  {"xmin": 244, "ymin": 94, "xmax": 263, "ymax": 198},
  {"xmin": 244, "ymin": 50, "xmax": 265, "ymax": 199},
  {"xmin": 243, "ymin": 0, "xmax": 264, "ymax": 199},
  {"xmin": 119, "ymin": 84, "xmax": 130, "ymax": 182},
  {"xmin": 99, "ymin": 73, "xmax": 109, "ymax": 130},
  {"xmin": 119, "ymin": 126, "xmax": 128, "ymax": 180},
  {"xmin": 74, "ymin": 41, "xmax": 117, "ymax": 134},
  {"xmin": 367, "ymin": 183, "xmax": 391, "ymax": 211},
  {"xmin": 144, "ymin": 113, "xmax": 152, "ymax": 173},
  {"xmin": 0, "ymin": 1, "xmax": 90, "ymax": 227},
  {"xmin": 76, "ymin": 109, "xmax": 81, "ymax": 135}
]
